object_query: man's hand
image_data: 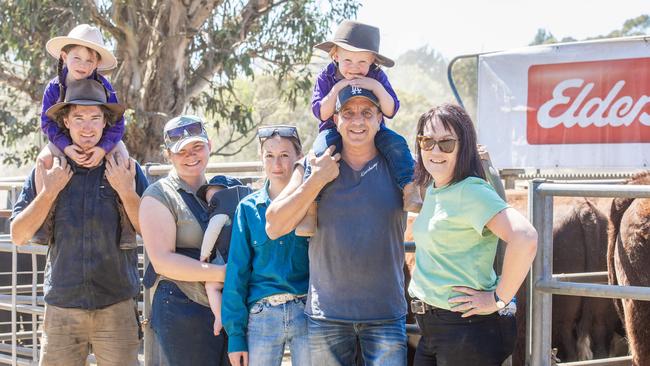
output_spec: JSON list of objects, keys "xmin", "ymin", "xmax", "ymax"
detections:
[
  {"xmin": 81, "ymin": 146, "xmax": 107, "ymax": 167},
  {"xmin": 228, "ymin": 351, "xmax": 248, "ymax": 366},
  {"xmin": 38, "ymin": 157, "xmax": 72, "ymax": 198},
  {"xmin": 308, "ymin": 146, "xmax": 341, "ymax": 187},
  {"xmin": 63, "ymin": 144, "xmax": 88, "ymax": 166},
  {"xmin": 105, "ymin": 154, "xmax": 136, "ymax": 197}
]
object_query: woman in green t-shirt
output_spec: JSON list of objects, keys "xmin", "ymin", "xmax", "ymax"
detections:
[{"xmin": 409, "ymin": 104, "xmax": 538, "ymax": 366}]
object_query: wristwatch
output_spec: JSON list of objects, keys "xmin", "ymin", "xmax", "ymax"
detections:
[{"xmin": 494, "ymin": 291, "xmax": 506, "ymax": 309}]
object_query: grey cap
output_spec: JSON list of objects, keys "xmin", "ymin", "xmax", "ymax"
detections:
[{"xmin": 163, "ymin": 115, "xmax": 210, "ymax": 153}]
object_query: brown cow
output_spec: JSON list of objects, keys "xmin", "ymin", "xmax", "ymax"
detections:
[
  {"xmin": 551, "ymin": 199, "xmax": 621, "ymax": 362},
  {"xmin": 608, "ymin": 172, "xmax": 650, "ymax": 366},
  {"xmin": 506, "ymin": 195, "xmax": 625, "ymax": 365}
]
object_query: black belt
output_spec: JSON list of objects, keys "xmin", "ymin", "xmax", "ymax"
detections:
[{"xmin": 410, "ymin": 299, "xmax": 439, "ymax": 314}]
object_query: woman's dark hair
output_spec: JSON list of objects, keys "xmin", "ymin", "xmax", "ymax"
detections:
[
  {"xmin": 413, "ymin": 103, "xmax": 485, "ymax": 187},
  {"xmin": 57, "ymin": 44, "xmax": 104, "ymax": 102}
]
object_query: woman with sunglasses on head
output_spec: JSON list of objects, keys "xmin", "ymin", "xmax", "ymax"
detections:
[
  {"xmin": 408, "ymin": 104, "xmax": 537, "ymax": 366},
  {"xmin": 222, "ymin": 125, "xmax": 310, "ymax": 366},
  {"xmin": 139, "ymin": 115, "xmax": 229, "ymax": 365}
]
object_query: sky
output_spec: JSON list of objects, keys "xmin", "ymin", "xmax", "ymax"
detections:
[{"xmin": 352, "ymin": 0, "xmax": 649, "ymax": 59}]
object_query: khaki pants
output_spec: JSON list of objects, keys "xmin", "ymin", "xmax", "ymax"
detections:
[{"xmin": 39, "ymin": 299, "xmax": 140, "ymax": 366}]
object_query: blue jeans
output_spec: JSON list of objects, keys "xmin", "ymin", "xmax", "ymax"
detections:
[
  {"xmin": 413, "ymin": 309, "xmax": 516, "ymax": 366},
  {"xmin": 150, "ymin": 280, "xmax": 229, "ymax": 366},
  {"xmin": 308, "ymin": 316, "xmax": 407, "ymax": 366},
  {"xmin": 312, "ymin": 126, "xmax": 414, "ymax": 189},
  {"xmin": 247, "ymin": 297, "xmax": 310, "ymax": 366}
]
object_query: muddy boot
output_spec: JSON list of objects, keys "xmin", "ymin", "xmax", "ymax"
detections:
[
  {"xmin": 295, "ymin": 201, "xmax": 317, "ymax": 237},
  {"xmin": 402, "ymin": 181, "xmax": 423, "ymax": 213},
  {"xmin": 31, "ymin": 209, "xmax": 54, "ymax": 245},
  {"xmin": 118, "ymin": 199, "xmax": 138, "ymax": 250}
]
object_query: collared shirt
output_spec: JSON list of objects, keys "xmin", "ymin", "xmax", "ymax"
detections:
[
  {"xmin": 311, "ymin": 62, "xmax": 400, "ymax": 131},
  {"xmin": 41, "ymin": 67, "xmax": 125, "ymax": 153},
  {"xmin": 11, "ymin": 159, "xmax": 149, "ymax": 309},
  {"xmin": 222, "ymin": 181, "xmax": 310, "ymax": 353},
  {"xmin": 142, "ymin": 170, "xmax": 214, "ymax": 307},
  {"xmin": 302, "ymin": 156, "xmax": 407, "ymax": 322},
  {"xmin": 409, "ymin": 177, "xmax": 509, "ymax": 310}
]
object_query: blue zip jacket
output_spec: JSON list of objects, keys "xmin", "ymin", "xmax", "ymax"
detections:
[{"xmin": 221, "ymin": 181, "xmax": 309, "ymax": 353}]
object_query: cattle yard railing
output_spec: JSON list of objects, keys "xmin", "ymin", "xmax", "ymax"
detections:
[{"xmin": 529, "ymin": 180, "xmax": 650, "ymax": 366}]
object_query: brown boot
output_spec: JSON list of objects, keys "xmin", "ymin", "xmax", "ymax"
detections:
[
  {"xmin": 402, "ymin": 182, "xmax": 422, "ymax": 213},
  {"xmin": 295, "ymin": 201, "xmax": 317, "ymax": 237}
]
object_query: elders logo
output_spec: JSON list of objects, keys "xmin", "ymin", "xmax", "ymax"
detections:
[{"xmin": 527, "ymin": 58, "xmax": 650, "ymax": 144}]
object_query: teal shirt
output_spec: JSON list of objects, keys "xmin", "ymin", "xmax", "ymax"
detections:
[
  {"xmin": 222, "ymin": 181, "xmax": 310, "ymax": 353},
  {"xmin": 408, "ymin": 176, "xmax": 509, "ymax": 310}
]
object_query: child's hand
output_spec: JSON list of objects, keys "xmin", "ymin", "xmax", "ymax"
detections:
[
  {"xmin": 334, "ymin": 78, "xmax": 353, "ymax": 91},
  {"xmin": 63, "ymin": 145, "xmax": 89, "ymax": 166},
  {"xmin": 82, "ymin": 146, "xmax": 106, "ymax": 167},
  {"xmin": 213, "ymin": 318, "xmax": 223, "ymax": 336},
  {"xmin": 348, "ymin": 76, "xmax": 382, "ymax": 92}
]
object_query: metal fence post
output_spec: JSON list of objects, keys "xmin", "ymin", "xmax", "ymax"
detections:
[
  {"xmin": 11, "ymin": 242, "xmax": 17, "ymax": 366},
  {"xmin": 530, "ymin": 179, "xmax": 554, "ymax": 366}
]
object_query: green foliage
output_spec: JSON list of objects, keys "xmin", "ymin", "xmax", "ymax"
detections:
[{"xmin": 0, "ymin": 0, "xmax": 359, "ymax": 165}]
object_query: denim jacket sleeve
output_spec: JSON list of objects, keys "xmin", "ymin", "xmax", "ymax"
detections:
[
  {"xmin": 96, "ymin": 76, "xmax": 125, "ymax": 153},
  {"xmin": 221, "ymin": 202, "xmax": 254, "ymax": 353}
]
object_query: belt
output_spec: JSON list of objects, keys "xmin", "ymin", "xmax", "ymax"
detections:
[
  {"xmin": 410, "ymin": 299, "xmax": 438, "ymax": 314},
  {"xmin": 261, "ymin": 293, "xmax": 306, "ymax": 306}
]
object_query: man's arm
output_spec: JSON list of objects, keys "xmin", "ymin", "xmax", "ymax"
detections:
[
  {"xmin": 10, "ymin": 158, "xmax": 71, "ymax": 245},
  {"xmin": 265, "ymin": 147, "xmax": 340, "ymax": 239}
]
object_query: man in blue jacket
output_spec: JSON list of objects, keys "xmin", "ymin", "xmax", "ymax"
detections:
[{"xmin": 10, "ymin": 79, "xmax": 148, "ymax": 366}]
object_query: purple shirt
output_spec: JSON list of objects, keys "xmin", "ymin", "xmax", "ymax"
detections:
[
  {"xmin": 41, "ymin": 68, "xmax": 125, "ymax": 153},
  {"xmin": 311, "ymin": 62, "xmax": 400, "ymax": 131}
]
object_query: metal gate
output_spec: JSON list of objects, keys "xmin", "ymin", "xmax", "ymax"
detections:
[{"xmin": 528, "ymin": 179, "xmax": 650, "ymax": 366}]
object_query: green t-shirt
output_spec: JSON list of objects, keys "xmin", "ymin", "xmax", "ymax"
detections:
[{"xmin": 408, "ymin": 176, "xmax": 509, "ymax": 310}]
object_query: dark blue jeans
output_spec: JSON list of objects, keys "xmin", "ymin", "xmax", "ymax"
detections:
[
  {"xmin": 413, "ymin": 309, "xmax": 516, "ymax": 366},
  {"xmin": 312, "ymin": 125, "xmax": 414, "ymax": 189},
  {"xmin": 150, "ymin": 280, "xmax": 230, "ymax": 366},
  {"xmin": 308, "ymin": 316, "xmax": 407, "ymax": 366}
]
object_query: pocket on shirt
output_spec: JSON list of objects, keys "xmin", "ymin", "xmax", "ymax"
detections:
[
  {"xmin": 250, "ymin": 230, "xmax": 269, "ymax": 248},
  {"xmin": 99, "ymin": 177, "xmax": 117, "ymax": 200}
]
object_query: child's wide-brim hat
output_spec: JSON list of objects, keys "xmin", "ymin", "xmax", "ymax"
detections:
[
  {"xmin": 314, "ymin": 20, "xmax": 394, "ymax": 68},
  {"xmin": 45, "ymin": 79, "xmax": 125, "ymax": 123},
  {"xmin": 46, "ymin": 24, "xmax": 117, "ymax": 71}
]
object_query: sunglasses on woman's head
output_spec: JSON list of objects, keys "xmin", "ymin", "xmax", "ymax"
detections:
[
  {"xmin": 164, "ymin": 121, "xmax": 205, "ymax": 144},
  {"xmin": 257, "ymin": 125, "xmax": 300, "ymax": 144},
  {"xmin": 417, "ymin": 135, "xmax": 457, "ymax": 153}
]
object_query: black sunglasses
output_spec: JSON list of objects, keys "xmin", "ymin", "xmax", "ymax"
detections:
[
  {"xmin": 164, "ymin": 121, "xmax": 205, "ymax": 145},
  {"xmin": 257, "ymin": 125, "xmax": 301, "ymax": 144},
  {"xmin": 417, "ymin": 135, "xmax": 457, "ymax": 153}
]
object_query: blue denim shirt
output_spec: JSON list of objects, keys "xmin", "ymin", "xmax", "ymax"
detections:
[
  {"xmin": 222, "ymin": 181, "xmax": 309, "ymax": 353},
  {"xmin": 11, "ymin": 159, "xmax": 149, "ymax": 309}
]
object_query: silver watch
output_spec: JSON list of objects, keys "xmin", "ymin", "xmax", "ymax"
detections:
[{"xmin": 494, "ymin": 291, "xmax": 506, "ymax": 309}]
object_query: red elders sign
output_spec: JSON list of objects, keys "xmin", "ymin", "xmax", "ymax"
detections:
[{"xmin": 527, "ymin": 58, "xmax": 650, "ymax": 144}]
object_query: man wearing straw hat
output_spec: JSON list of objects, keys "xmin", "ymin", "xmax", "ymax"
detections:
[{"xmin": 10, "ymin": 79, "xmax": 148, "ymax": 366}]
